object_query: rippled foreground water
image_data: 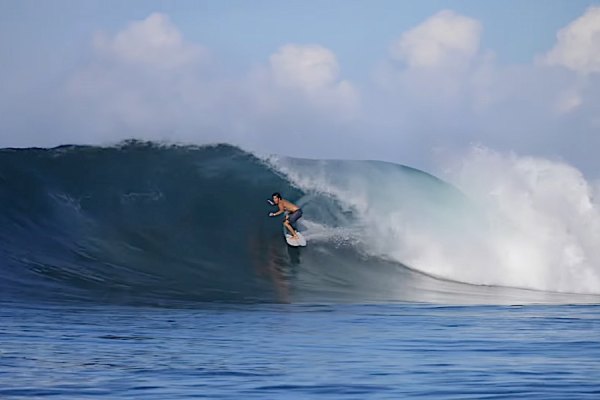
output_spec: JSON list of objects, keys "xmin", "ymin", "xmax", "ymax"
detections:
[{"xmin": 1, "ymin": 302, "xmax": 599, "ymax": 399}]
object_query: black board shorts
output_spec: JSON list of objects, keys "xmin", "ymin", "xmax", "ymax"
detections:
[{"xmin": 288, "ymin": 209, "xmax": 303, "ymax": 226}]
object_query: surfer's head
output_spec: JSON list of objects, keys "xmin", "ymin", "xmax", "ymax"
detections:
[{"xmin": 272, "ymin": 192, "xmax": 282, "ymax": 204}]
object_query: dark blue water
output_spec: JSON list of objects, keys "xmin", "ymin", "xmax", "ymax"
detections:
[{"xmin": 1, "ymin": 302, "xmax": 599, "ymax": 399}]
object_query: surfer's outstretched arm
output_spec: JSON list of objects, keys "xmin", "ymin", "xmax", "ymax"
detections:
[
  {"xmin": 269, "ymin": 210, "xmax": 284, "ymax": 217},
  {"xmin": 269, "ymin": 203, "xmax": 285, "ymax": 217}
]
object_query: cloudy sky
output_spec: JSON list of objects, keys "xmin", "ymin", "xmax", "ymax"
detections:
[{"xmin": 1, "ymin": 0, "xmax": 599, "ymax": 175}]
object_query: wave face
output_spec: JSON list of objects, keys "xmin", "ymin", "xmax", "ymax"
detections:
[{"xmin": 1, "ymin": 142, "xmax": 599, "ymax": 305}]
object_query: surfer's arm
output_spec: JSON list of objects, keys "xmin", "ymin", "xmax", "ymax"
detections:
[{"xmin": 269, "ymin": 204, "xmax": 285, "ymax": 217}]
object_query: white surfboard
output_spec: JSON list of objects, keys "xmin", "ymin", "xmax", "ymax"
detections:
[{"xmin": 285, "ymin": 231, "xmax": 307, "ymax": 247}]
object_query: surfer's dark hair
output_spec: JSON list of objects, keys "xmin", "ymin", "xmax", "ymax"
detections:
[{"xmin": 272, "ymin": 192, "xmax": 282, "ymax": 199}]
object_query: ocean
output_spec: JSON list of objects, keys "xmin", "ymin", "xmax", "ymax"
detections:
[{"xmin": 1, "ymin": 142, "xmax": 599, "ymax": 398}]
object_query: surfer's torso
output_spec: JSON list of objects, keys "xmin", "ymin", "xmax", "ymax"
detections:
[{"xmin": 279, "ymin": 199, "xmax": 299, "ymax": 213}]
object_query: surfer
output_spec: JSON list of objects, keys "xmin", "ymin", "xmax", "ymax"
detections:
[{"xmin": 269, "ymin": 192, "xmax": 302, "ymax": 240}]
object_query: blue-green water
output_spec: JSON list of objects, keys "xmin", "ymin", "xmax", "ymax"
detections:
[{"xmin": 2, "ymin": 302, "xmax": 599, "ymax": 399}]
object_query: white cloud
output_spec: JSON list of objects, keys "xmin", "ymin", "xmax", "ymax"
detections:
[
  {"xmin": 270, "ymin": 44, "xmax": 339, "ymax": 90},
  {"xmin": 390, "ymin": 10, "xmax": 482, "ymax": 70},
  {"xmin": 265, "ymin": 44, "xmax": 359, "ymax": 114},
  {"xmin": 376, "ymin": 9, "xmax": 489, "ymax": 111},
  {"xmin": 93, "ymin": 12, "xmax": 208, "ymax": 70},
  {"xmin": 64, "ymin": 13, "xmax": 221, "ymax": 143},
  {"xmin": 61, "ymin": 15, "xmax": 359, "ymax": 153},
  {"xmin": 543, "ymin": 6, "xmax": 600, "ymax": 74},
  {"xmin": 369, "ymin": 7, "xmax": 600, "ymax": 171}
]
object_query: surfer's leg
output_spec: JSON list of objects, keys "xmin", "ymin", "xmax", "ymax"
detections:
[{"xmin": 283, "ymin": 220, "xmax": 299, "ymax": 239}]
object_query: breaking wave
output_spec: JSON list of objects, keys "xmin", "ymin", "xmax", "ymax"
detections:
[{"xmin": 1, "ymin": 141, "xmax": 598, "ymax": 305}]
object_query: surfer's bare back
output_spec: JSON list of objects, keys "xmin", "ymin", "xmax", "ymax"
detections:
[{"xmin": 269, "ymin": 192, "xmax": 303, "ymax": 240}]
